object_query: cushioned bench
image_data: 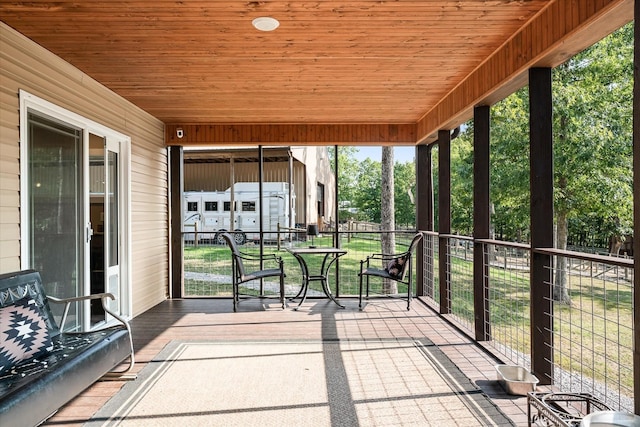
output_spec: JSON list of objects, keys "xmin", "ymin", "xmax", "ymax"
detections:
[{"xmin": 0, "ymin": 269, "xmax": 134, "ymax": 427}]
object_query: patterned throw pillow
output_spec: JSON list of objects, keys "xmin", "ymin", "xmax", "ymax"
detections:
[
  {"xmin": 386, "ymin": 255, "xmax": 409, "ymax": 278},
  {"xmin": 0, "ymin": 296, "xmax": 53, "ymax": 373}
]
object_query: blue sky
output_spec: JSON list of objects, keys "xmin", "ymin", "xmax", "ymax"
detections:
[{"xmin": 354, "ymin": 146, "xmax": 415, "ymax": 163}]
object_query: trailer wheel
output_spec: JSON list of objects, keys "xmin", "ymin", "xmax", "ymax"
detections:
[
  {"xmin": 214, "ymin": 231, "xmax": 228, "ymax": 245},
  {"xmin": 233, "ymin": 230, "xmax": 246, "ymax": 245}
]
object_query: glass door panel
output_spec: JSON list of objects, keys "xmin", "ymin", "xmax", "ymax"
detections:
[
  {"xmin": 27, "ymin": 112, "xmax": 83, "ymax": 330},
  {"xmin": 105, "ymin": 145, "xmax": 120, "ymax": 315},
  {"xmin": 88, "ymin": 136, "xmax": 122, "ymax": 326},
  {"xmin": 89, "ymin": 133, "xmax": 106, "ymax": 326}
]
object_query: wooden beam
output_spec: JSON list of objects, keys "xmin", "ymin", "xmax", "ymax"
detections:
[
  {"xmin": 417, "ymin": 0, "xmax": 633, "ymax": 144},
  {"xmin": 166, "ymin": 123, "xmax": 417, "ymax": 146}
]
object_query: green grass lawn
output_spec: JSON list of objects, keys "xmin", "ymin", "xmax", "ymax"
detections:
[{"xmin": 184, "ymin": 233, "xmax": 415, "ymax": 297}]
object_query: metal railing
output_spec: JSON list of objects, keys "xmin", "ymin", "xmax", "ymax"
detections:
[
  {"xmin": 422, "ymin": 234, "xmax": 634, "ymax": 412},
  {"xmin": 419, "ymin": 231, "xmax": 439, "ymax": 306},
  {"xmin": 183, "ymin": 229, "xmax": 418, "ymax": 299},
  {"xmin": 536, "ymin": 247, "xmax": 634, "ymax": 412},
  {"xmin": 445, "ymin": 234, "xmax": 475, "ymax": 332},
  {"xmin": 482, "ymin": 240, "xmax": 532, "ymax": 371}
]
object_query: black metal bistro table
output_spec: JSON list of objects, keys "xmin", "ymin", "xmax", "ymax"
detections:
[{"xmin": 286, "ymin": 247, "xmax": 347, "ymax": 310}]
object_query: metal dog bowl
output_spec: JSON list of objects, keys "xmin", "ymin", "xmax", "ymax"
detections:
[
  {"xmin": 580, "ymin": 411, "xmax": 640, "ymax": 426},
  {"xmin": 495, "ymin": 364, "xmax": 539, "ymax": 395}
]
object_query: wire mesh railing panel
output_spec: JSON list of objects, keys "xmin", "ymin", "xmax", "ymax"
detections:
[
  {"xmin": 183, "ymin": 233, "xmax": 233, "ymax": 297},
  {"xmin": 544, "ymin": 254, "xmax": 634, "ymax": 412},
  {"xmin": 334, "ymin": 231, "xmax": 417, "ymax": 296},
  {"xmin": 336, "ymin": 232, "xmax": 389, "ymax": 296},
  {"xmin": 183, "ymin": 230, "xmax": 418, "ymax": 298},
  {"xmin": 483, "ymin": 242, "xmax": 532, "ymax": 370},
  {"xmin": 420, "ymin": 232, "xmax": 439, "ymax": 309},
  {"xmin": 447, "ymin": 236, "xmax": 474, "ymax": 334}
]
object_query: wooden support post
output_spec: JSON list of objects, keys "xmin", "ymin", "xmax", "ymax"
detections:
[
  {"xmin": 438, "ymin": 130, "xmax": 451, "ymax": 314},
  {"xmin": 169, "ymin": 145, "xmax": 184, "ymax": 299},
  {"xmin": 259, "ymin": 146, "xmax": 264, "ymax": 295},
  {"xmin": 473, "ymin": 105, "xmax": 491, "ymax": 341},
  {"xmin": 529, "ymin": 67, "xmax": 554, "ymax": 385},
  {"xmin": 416, "ymin": 144, "xmax": 434, "ymax": 297},
  {"xmin": 334, "ymin": 146, "xmax": 341, "ymax": 296}
]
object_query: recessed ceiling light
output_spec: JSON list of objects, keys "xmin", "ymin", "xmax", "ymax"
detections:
[{"xmin": 252, "ymin": 17, "xmax": 279, "ymax": 32}]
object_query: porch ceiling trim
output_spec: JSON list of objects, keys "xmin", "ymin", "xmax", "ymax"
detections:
[{"xmin": 166, "ymin": 123, "xmax": 417, "ymax": 147}]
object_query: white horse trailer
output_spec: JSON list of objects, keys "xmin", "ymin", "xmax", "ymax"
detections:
[{"xmin": 184, "ymin": 182, "xmax": 295, "ymax": 244}]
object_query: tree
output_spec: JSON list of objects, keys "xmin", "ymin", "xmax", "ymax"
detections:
[
  {"xmin": 550, "ymin": 23, "xmax": 633, "ymax": 303},
  {"xmin": 442, "ymin": 24, "xmax": 633, "ymax": 306},
  {"xmin": 330, "ymin": 146, "xmax": 359, "ymax": 213},
  {"xmin": 490, "ymin": 89, "xmax": 531, "ymax": 242},
  {"xmin": 354, "ymin": 158, "xmax": 382, "ymax": 222},
  {"xmin": 449, "ymin": 127, "xmax": 474, "ymax": 235},
  {"xmin": 336, "ymin": 148, "xmax": 417, "ymax": 227},
  {"xmin": 381, "ymin": 147, "xmax": 396, "ymax": 293},
  {"xmin": 394, "ymin": 161, "xmax": 416, "ymax": 227}
]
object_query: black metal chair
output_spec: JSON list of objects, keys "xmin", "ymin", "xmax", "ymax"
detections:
[
  {"xmin": 220, "ymin": 232, "xmax": 286, "ymax": 312},
  {"xmin": 358, "ymin": 233, "xmax": 423, "ymax": 311}
]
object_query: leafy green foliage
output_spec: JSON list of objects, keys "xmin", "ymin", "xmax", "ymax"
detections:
[
  {"xmin": 552, "ymin": 23, "xmax": 633, "ymax": 243},
  {"xmin": 490, "ymin": 90, "xmax": 531, "ymax": 241},
  {"xmin": 330, "ymin": 146, "xmax": 360, "ymax": 210},
  {"xmin": 448, "ymin": 23, "xmax": 633, "ymax": 246},
  {"xmin": 450, "ymin": 127, "xmax": 474, "ymax": 235},
  {"xmin": 394, "ymin": 161, "xmax": 416, "ymax": 227},
  {"xmin": 331, "ymin": 148, "xmax": 416, "ymax": 227},
  {"xmin": 354, "ymin": 158, "xmax": 382, "ymax": 222},
  {"xmin": 331, "ymin": 23, "xmax": 633, "ymax": 247}
]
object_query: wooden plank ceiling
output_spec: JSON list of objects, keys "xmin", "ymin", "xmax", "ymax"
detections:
[{"xmin": 0, "ymin": 1, "xmax": 633, "ymax": 146}]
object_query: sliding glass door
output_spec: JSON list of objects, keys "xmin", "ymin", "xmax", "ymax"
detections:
[{"xmin": 21, "ymin": 91, "xmax": 131, "ymax": 331}]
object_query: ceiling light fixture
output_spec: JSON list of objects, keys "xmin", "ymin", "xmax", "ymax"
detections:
[{"xmin": 252, "ymin": 17, "xmax": 279, "ymax": 31}]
